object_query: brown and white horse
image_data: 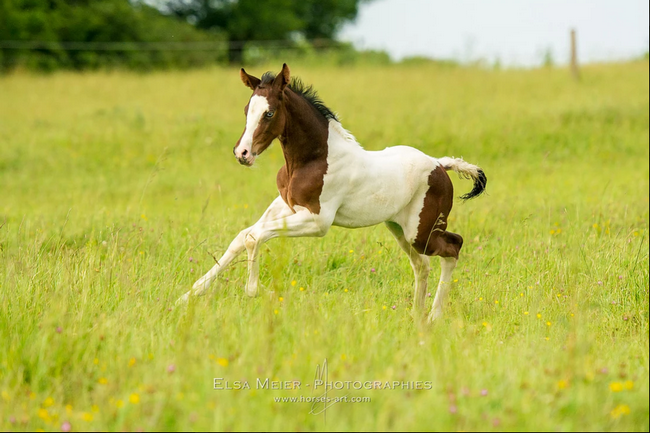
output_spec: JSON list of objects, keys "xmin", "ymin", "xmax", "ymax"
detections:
[{"xmin": 178, "ymin": 64, "xmax": 487, "ymax": 322}]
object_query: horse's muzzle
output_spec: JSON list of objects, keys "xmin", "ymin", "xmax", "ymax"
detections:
[
  {"xmin": 234, "ymin": 145, "xmax": 255, "ymax": 166},
  {"xmin": 236, "ymin": 154, "xmax": 256, "ymax": 166},
  {"xmin": 237, "ymin": 157, "xmax": 253, "ymax": 166}
]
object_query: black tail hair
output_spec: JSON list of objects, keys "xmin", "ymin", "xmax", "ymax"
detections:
[{"xmin": 460, "ymin": 169, "xmax": 487, "ymax": 200}]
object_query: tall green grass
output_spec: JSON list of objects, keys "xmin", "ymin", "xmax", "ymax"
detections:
[{"xmin": 0, "ymin": 61, "xmax": 648, "ymax": 431}]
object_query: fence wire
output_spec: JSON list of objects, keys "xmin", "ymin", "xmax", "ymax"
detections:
[{"xmin": 0, "ymin": 39, "xmax": 345, "ymax": 51}]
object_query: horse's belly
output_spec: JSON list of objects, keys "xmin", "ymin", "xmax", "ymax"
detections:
[{"xmin": 333, "ymin": 200, "xmax": 402, "ymax": 228}]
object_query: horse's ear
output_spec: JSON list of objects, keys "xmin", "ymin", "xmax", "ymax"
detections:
[
  {"xmin": 273, "ymin": 63, "xmax": 290, "ymax": 91},
  {"xmin": 240, "ymin": 68, "xmax": 261, "ymax": 90}
]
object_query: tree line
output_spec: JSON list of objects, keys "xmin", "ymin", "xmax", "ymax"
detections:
[{"xmin": 0, "ymin": 0, "xmax": 369, "ymax": 72}]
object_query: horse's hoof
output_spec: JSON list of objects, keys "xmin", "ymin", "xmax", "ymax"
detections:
[
  {"xmin": 427, "ymin": 309, "xmax": 443, "ymax": 323},
  {"xmin": 176, "ymin": 291, "xmax": 191, "ymax": 305}
]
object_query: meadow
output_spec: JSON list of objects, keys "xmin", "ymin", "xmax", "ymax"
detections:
[{"xmin": 0, "ymin": 60, "xmax": 648, "ymax": 431}]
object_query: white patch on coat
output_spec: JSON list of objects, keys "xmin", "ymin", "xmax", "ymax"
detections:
[
  {"xmin": 235, "ymin": 95, "xmax": 269, "ymax": 159},
  {"xmin": 318, "ymin": 119, "xmax": 440, "ymax": 244}
]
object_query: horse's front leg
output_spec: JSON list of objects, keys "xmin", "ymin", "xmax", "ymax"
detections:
[
  {"xmin": 243, "ymin": 210, "xmax": 331, "ymax": 297},
  {"xmin": 176, "ymin": 196, "xmax": 293, "ymax": 304}
]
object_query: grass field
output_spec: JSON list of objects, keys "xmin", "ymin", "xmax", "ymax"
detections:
[{"xmin": 0, "ymin": 60, "xmax": 648, "ymax": 431}]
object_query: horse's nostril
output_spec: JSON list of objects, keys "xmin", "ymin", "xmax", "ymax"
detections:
[{"xmin": 242, "ymin": 149, "xmax": 249, "ymax": 157}]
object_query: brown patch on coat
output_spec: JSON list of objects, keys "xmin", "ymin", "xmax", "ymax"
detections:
[
  {"xmin": 276, "ymin": 166, "xmax": 290, "ymax": 205},
  {"xmin": 412, "ymin": 165, "xmax": 463, "ymax": 258},
  {"xmin": 275, "ymin": 88, "xmax": 329, "ymax": 214}
]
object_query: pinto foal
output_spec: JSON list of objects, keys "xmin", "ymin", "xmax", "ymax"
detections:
[{"xmin": 178, "ymin": 64, "xmax": 486, "ymax": 322}]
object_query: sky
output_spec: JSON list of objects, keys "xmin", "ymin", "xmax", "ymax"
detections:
[{"xmin": 339, "ymin": 0, "xmax": 650, "ymax": 66}]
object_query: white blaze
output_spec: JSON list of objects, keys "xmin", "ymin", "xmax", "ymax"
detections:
[{"xmin": 235, "ymin": 95, "xmax": 269, "ymax": 159}]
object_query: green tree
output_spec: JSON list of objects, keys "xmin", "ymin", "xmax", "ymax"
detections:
[
  {"xmin": 164, "ymin": 0, "xmax": 369, "ymax": 64},
  {"xmin": 0, "ymin": 0, "xmax": 226, "ymax": 72}
]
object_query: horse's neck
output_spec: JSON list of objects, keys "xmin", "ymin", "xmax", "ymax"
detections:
[{"xmin": 279, "ymin": 92, "xmax": 329, "ymax": 173}]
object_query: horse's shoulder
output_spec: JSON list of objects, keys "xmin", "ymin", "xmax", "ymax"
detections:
[{"xmin": 276, "ymin": 165, "xmax": 289, "ymax": 186}]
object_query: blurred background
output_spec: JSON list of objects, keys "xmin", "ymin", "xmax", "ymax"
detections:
[
  {"xmin": 0, "ymin": 2, "xmax": 648, "ymax": 432},
  {"xmin": 0, "ymin": 0, "xmax": 648, "ymax": 72}
]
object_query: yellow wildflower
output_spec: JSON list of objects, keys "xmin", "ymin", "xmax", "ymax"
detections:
[
  {"xmin": 609, "ymin": 382, "xmax": 623, "ymax": 392},
  {"xmin": 610, "ymin": 404, "xmax": 631, "ymax": 418}
]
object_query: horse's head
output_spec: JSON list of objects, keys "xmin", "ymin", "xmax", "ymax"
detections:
[{"xmin": 233, "ymin": 64, "xmax": 291, "ymax": 166}]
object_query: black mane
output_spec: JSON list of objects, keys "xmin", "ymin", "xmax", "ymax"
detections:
[{"xmin": 260, "ymin": 71, "xmax": 338, "ymax": 121}]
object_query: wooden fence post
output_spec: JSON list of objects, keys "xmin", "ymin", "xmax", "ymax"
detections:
[{"xmin": 570, "ymin": 29, "xmax": 580, "ymax": 81}]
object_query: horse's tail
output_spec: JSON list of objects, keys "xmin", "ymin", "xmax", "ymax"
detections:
[{"xmin": 437, "ymin": 157, "xmax": 487, "ymax": 200}]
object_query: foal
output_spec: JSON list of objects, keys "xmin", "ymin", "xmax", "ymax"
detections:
[{"xmin": 178, "ymin": 64, "xmax": 486, "ymax": 322}]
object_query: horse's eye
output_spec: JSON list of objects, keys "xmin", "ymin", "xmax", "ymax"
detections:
[{"xmin": 265, "ymin": 111, "xmax": 275, "ymax": 118}]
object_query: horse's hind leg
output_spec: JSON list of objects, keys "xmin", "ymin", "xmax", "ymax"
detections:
[
  {"xmin": 385, "ymin": 222, "xmax": 431, "ymax": 314},
  {"xmin": 428, "ymin": 231, "xmax": 463, "ymax": 322},
  {"xmin": 176, "ymin": 196, "xmax": 293, "ymax": 304}
]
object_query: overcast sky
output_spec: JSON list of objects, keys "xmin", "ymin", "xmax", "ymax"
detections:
[{"xmin": 339, "ymin": 0, "xmax": 650, "ymax": 66}]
